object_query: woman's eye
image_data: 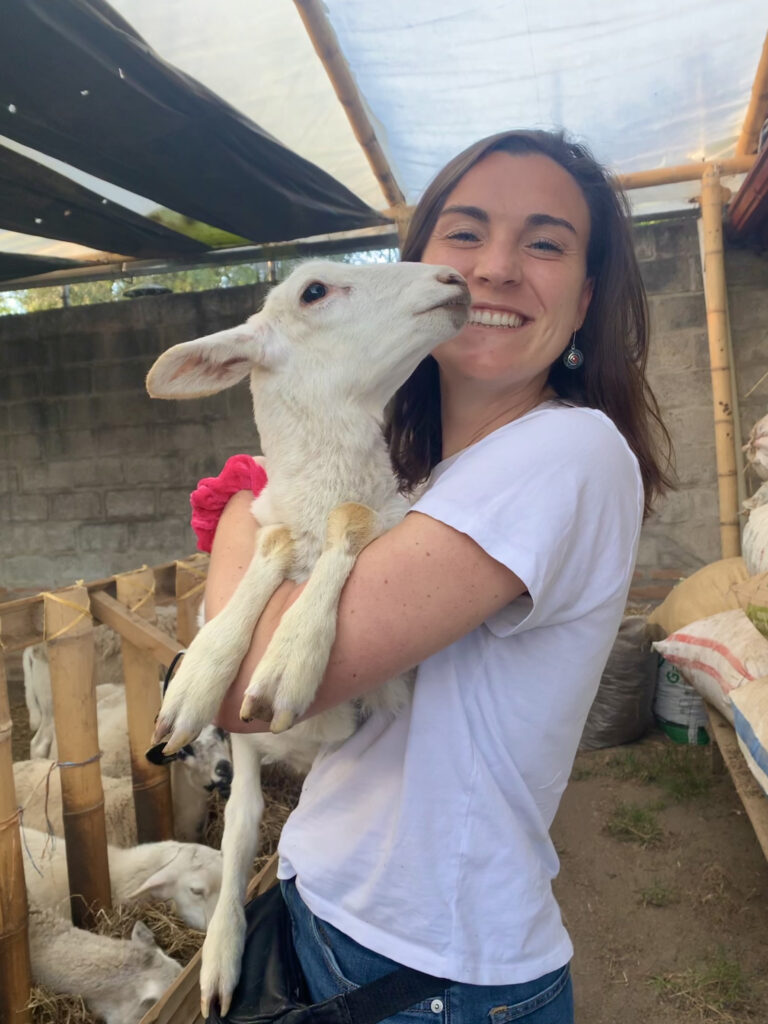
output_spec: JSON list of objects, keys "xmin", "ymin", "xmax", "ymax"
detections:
[
  {"xmin": 301, "ymin": 282, "xmax": 327, "ymax": 303},
  {"xmin": 529, "ymin": 239, "xmax": 564, "ymax": 254},
  {"xmin": 446, "ymin": 230, "xmax": 480, "ymax": 243}
]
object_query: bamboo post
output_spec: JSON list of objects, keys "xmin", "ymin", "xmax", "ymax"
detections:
[
  {"xmin": 293, "ymin": 0, "xmax": 406, "ymax": 210},
  {"xmin": 0, "ymin": 638, "xmax": 32, "ymax": 1024},
  {"xmin": 175, "ymin": 555, "xmax": 209, "ymax": 648},
  {"xmin": 44, "ymin": 585, "xmax": 111, "ymax": 928},
  {"xmin": 115, "ymin": 569, "xmax": 174, "ymax": 843},
  {"xmin": 699, "ymin": 165, "xmax": 741, "ymax": 558}
]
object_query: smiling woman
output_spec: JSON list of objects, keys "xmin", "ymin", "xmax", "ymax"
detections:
[{"xmin": 190, "ymin": 129, "xmax": 673, "ymax": 1024}]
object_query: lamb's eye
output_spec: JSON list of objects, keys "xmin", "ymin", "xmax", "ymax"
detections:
[{"xmin": 301, "ymin": 282, "xmax": 327, "ymax": 304}]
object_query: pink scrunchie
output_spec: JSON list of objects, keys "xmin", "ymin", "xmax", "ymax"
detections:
[{"xmin": 190, "ymin": 454, "xmax": 268, "ymax": 553}]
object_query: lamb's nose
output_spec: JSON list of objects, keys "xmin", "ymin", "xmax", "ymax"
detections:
[
  {"xmin": 436, "ymin": 270, "xmax": 465, "ymax": 286},
  {"xmin": 215, "ymin": 759, "xmax": 233, "ymax": 784}
]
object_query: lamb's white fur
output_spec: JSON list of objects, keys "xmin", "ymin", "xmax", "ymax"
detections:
[
  {"xmin": 28, "ymin": 909, "xmax": 181, "ymax": 1024},
  {"xmin": 22, "ymin": 827, "xmax": 222, "ymax": 931},
  {"xmin": 46, "ymin": 682, "xmax": 233, "ymax": 841},
  {"xmin": 24, "ymin": 605, "xmax": 177, "ymax": 759},
  {"xmin": 13, "ymin": 740, "xmax": 228, "ymax": 846},
  {"xmin": 145, "ymin": 259, "xmax": 469, "ymax": 1016}
]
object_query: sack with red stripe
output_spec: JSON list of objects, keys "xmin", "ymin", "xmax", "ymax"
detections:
[{"xmin": 652, "ymin": 609, "xmax": 768, "ymax": 725}]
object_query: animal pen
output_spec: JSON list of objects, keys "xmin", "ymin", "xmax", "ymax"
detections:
[{"xmin": 1, "ymin": 2, "xmax": 768, "ymax": 1022}]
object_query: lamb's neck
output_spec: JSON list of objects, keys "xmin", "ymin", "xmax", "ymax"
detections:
[{"xmin": 257, "ymin": 402, "xmax": 396, "ymax": 508}]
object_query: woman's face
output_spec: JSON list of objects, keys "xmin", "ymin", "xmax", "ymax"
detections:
[{"xmin": 421, "ymin": 151, "xmax": 593, "ymax": 394}]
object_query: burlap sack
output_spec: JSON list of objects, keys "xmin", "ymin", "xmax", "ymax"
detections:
[{"xmin": 646, "ymin": 557, "xmax": 749, "ymax": 637}]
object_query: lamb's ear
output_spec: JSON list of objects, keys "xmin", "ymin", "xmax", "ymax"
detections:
[
  {"xmin": 126, "ymin": 851, "xmax": 181, "ymax": 900},
  {"xmin": 146, "ymin": 317, "xmax": 283, "ymax": 399},
  {"xmin": 130, "ymin": 920, "xmax": 158, "ymax": 948}
]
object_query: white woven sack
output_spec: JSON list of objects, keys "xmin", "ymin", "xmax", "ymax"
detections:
[
  {"xmin": 653, "ymin": 609, "xmax": 768, "ymax": 725},
  {"xmin": 730, "ymin": 677, "xmax": 768, "ymax": 796},
  {"xmin": 743, "ymin": 503, "xmax": 768, "ymax": 576}
]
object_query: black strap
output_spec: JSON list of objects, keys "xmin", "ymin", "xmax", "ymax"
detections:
[{"xmin": 342, "ymin": 966, "xmax": 447, "ymax": 1023}]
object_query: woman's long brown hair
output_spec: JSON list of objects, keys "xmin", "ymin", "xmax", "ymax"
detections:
[{"xmin": 384, "ymin": 130, "xmax": 674, "ymax": 518}]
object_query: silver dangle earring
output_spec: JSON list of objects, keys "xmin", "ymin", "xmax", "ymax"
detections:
[{"xmin": 563, "ymin": 331, "xmax": 584, "ymax": 370}]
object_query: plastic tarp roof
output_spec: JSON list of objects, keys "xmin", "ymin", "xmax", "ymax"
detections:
[{"xmin": 1, "ymin": 0, "xmax": 766, "ymax": 274}]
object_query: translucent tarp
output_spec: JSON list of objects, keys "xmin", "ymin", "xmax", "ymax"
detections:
[{"xmin": 1, "ymin": 0, "xmax": 766, "ymax": 265}]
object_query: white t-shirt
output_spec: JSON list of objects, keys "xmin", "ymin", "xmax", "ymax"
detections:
[{"xmin": 278, "ymin": 403, "xmax": 644, "ymax": 985}]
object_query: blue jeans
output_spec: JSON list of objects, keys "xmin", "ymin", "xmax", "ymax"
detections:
[{"xmin": 281, "ymin": 878, "xmax": 574, "ymax": 1023}]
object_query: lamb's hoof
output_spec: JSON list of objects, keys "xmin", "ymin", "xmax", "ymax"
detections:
[
  {"xmin": 270, "ymin": 709, "xmax": 296, "ymax": 734},
  {"xmin": 239, "ymin": 693, "xmax": 274, "ymax": 723},
  {"xmin": 151, "ymin": 724, "xmax": 197, "ymax": 756}
]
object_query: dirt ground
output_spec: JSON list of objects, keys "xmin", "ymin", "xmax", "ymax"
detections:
[{"xmin": 7, "ymin": 652, "xmax": 768, "ymax": 1023}]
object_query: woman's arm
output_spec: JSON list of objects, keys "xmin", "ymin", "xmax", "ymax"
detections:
[{"xmin": 207, "ymin": 492, "xmax": 526, "ymax": 733}]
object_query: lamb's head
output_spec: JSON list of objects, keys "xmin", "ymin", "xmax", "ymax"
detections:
[
  {"xmin": 127, "ymin": 842, "xmax": 222, "ymax": 931},
  {"xmin": 175, "ymin": 724, "xmax": 233, "ymax": 798},
  {"xmin": 146, "ymin": 260, "xmax": 469, "ymax": 409},
  {"xmin": 90, "ymin": 921, "xmax": 181, "ymax": 1024}
]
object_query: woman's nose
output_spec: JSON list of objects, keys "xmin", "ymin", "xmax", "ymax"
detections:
[{"xmin": 472, "ymin": 244, "xmax": 522, "ymax": 286}]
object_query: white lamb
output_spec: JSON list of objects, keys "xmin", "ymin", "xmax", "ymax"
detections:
[
  {"xmin": 13, "ymin": 743, "xmax": 228, "ymax": 847},
  {"xmin": 24, "ymin": 604, "xmax": 177, "ymax": 759},
  {"xmin": 145, "ymin": 259, "xmax": 468, "ymax": 1015},
  {"xmin": 46, "ymin": 682, "xmax": 233, "ymax": 841},
  {"xmin": 28, "ymin": 909, "xmax": 181, "ymax": 1024},
  {"xmin": 22, "ymin": 827, "xmax": 222, "ymax": 931}
]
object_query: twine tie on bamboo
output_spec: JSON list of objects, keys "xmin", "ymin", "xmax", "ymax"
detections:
[
  {"xmin": 40, "ymin": 591, "xmax": 90, "ymax": 642},
  {"xmin": 178, "ymin": 563, "xmax": 208, "ymax": 601}
]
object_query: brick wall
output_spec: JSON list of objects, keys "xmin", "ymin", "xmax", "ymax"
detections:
[
  {"xmin": 0, "ymin": 284, "xmax": 269, "ymax": 590},
  {"xmin": 1, "ymin": 220, "xmax": 767, "ymax": 596}
]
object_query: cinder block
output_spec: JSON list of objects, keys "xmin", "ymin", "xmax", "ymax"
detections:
[
  {"xmin": 649, "ymin": 293, "xmax": 707, "ymax": 334},
  {"xmin": 640, "ymin": 257, "xmax": 699, "ymax": 295},
  {"xmin": 79, "ymin": 522, "xmax": 130, "ymax": 553},
  {"xmin": 158, "ymin": 488, "xmax": 193, "ymax": 516},
  {"xmin": 51, "ymin": 491, "xmax": 103, "ymax": 520},
  {"xmin": 71, "ymin": 457, "xmax": 124, "ymax": 487},
  {"xmin": 45, "ymin": 430, "xmax": 97, "ymax": 459},
  {"xmin": 128, "ymin": 517, "xmax": 192, "ymax": 551},
  {"xmin": 40, "ymin": 366, "xmax": 92, "ymax": 398},
  {"xmin": 153, "ymin": 423, "xmax": 213, "ymax": 452},
  {"xmin": 7, "ymin": 433, "xmax": 44, "ymax": 461},
  {"xmin": 5, "ymin": 401, "xmax": 59, "ymax": 434},
  {"xmin": 121, "ymin": 456, "xmax": 173, "ymax": 485},
  {"xmin": 92, "ymin": 360, "xmax": 150, "ymax": 393},
  {"xmin": 9, "ymin": 494, "xmax": 48, "ymax": 521},
  {"xmin": 97, "ymin": 425, "xmax": 154, "ymax": 456},
  {"xmin": 0, "ymin": 372, "xmax": 40, "ymax": 402},
  {"xmin": 105, "ymin": 490, "xmax": 156, "ymax": 518}
]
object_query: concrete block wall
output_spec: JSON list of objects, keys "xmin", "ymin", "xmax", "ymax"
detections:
[
  {"xmin": 1, "ymin": 218, "xmax": 767, "ymax": 596},
  {"xmin": 0, "ymin": 284, "xmax": 269, "ymax": 590}
]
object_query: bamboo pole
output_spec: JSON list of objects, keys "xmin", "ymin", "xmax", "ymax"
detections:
[
  {"xmin": 736, "ymin": 32, "xmax": 768, "ymax": 156},
  {"xmin": 0, "ymin": 639, "xmax": 32, "ymax": 1024},
  {"xmin": 175, "ymin": 555, "xmax": 209, "ymax": 648},
  {"xmin": 699, "ymin": 166, "xmax": 741, "ymax": 558},
  {"xmin": 90, "ymin": 591, "xmax": 182, "ymax": 667},
  {"xmin": 616, "ymin": 155, "xmax": 756, "ymax": 192},
  {"xmin": 292, "ymin": 0, "xmax": 406, "ymax": 211},
  {"xmin": 115, "ymin": 570, "xmax": 174, "ymax": 843},
  {"xmin": 44, "ymin": 585, "xmax": 112, "ymax": 929}
]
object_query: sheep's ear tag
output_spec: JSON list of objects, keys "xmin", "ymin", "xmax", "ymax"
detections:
[{"xmin": 145, "ymin": 741, "xmax": 177, "ymax": 766}]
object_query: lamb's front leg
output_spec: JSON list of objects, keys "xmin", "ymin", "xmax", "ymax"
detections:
[
  {"xmin": 199, "ymin": 733, "xmax": 265, "ymax": 1019},
  {"xmin": 240, "ymin": 502, "xmax": 379, "ymax": 732},
  {"xmin": 153, "ymin": 525, "xmax": 294, "ymax": 754}
]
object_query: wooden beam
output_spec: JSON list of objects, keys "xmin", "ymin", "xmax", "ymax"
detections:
[
  {"xmin": 699, "ymin": 165, "xmax": 741, "ymax": 558},
  {"xmin": 293, "ymin": 0, "xmax": 406, "ymax": 210},
  {"xmin": 616, "ymin": 155, "xmax": 756, "ymax": 191},
  {"xmin": 736, "ymin": 32, "xmax": 768, "ymax": 157},
  {"xmin": 0, "ymin": 558, "xmax": 187, "ymax": 652},
  {"xmin": 0, "ymin": 651, "xmax": 32, "ymax": 1024},
  {"xmin": 89, "ymin": 591, "xmax": 182, "ymax": 667},
  {"xmin": 706, "ymin": 705, "xmax": 768, "ymax": 861}
]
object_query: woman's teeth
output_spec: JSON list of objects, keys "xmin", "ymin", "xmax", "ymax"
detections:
[{"xmin": 468, "ymin": 309, "xmax": 525, "ymax": 328}]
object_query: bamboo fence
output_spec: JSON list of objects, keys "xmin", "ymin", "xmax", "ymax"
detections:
[{"xmin": 0, "ymin": 556, "xmax": 206, "ymax": 1021}]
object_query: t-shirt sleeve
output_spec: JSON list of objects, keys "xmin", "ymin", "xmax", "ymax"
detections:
[{"xmin": 409, "ymin": 408, "xmax": 643, "ymax": 636}]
